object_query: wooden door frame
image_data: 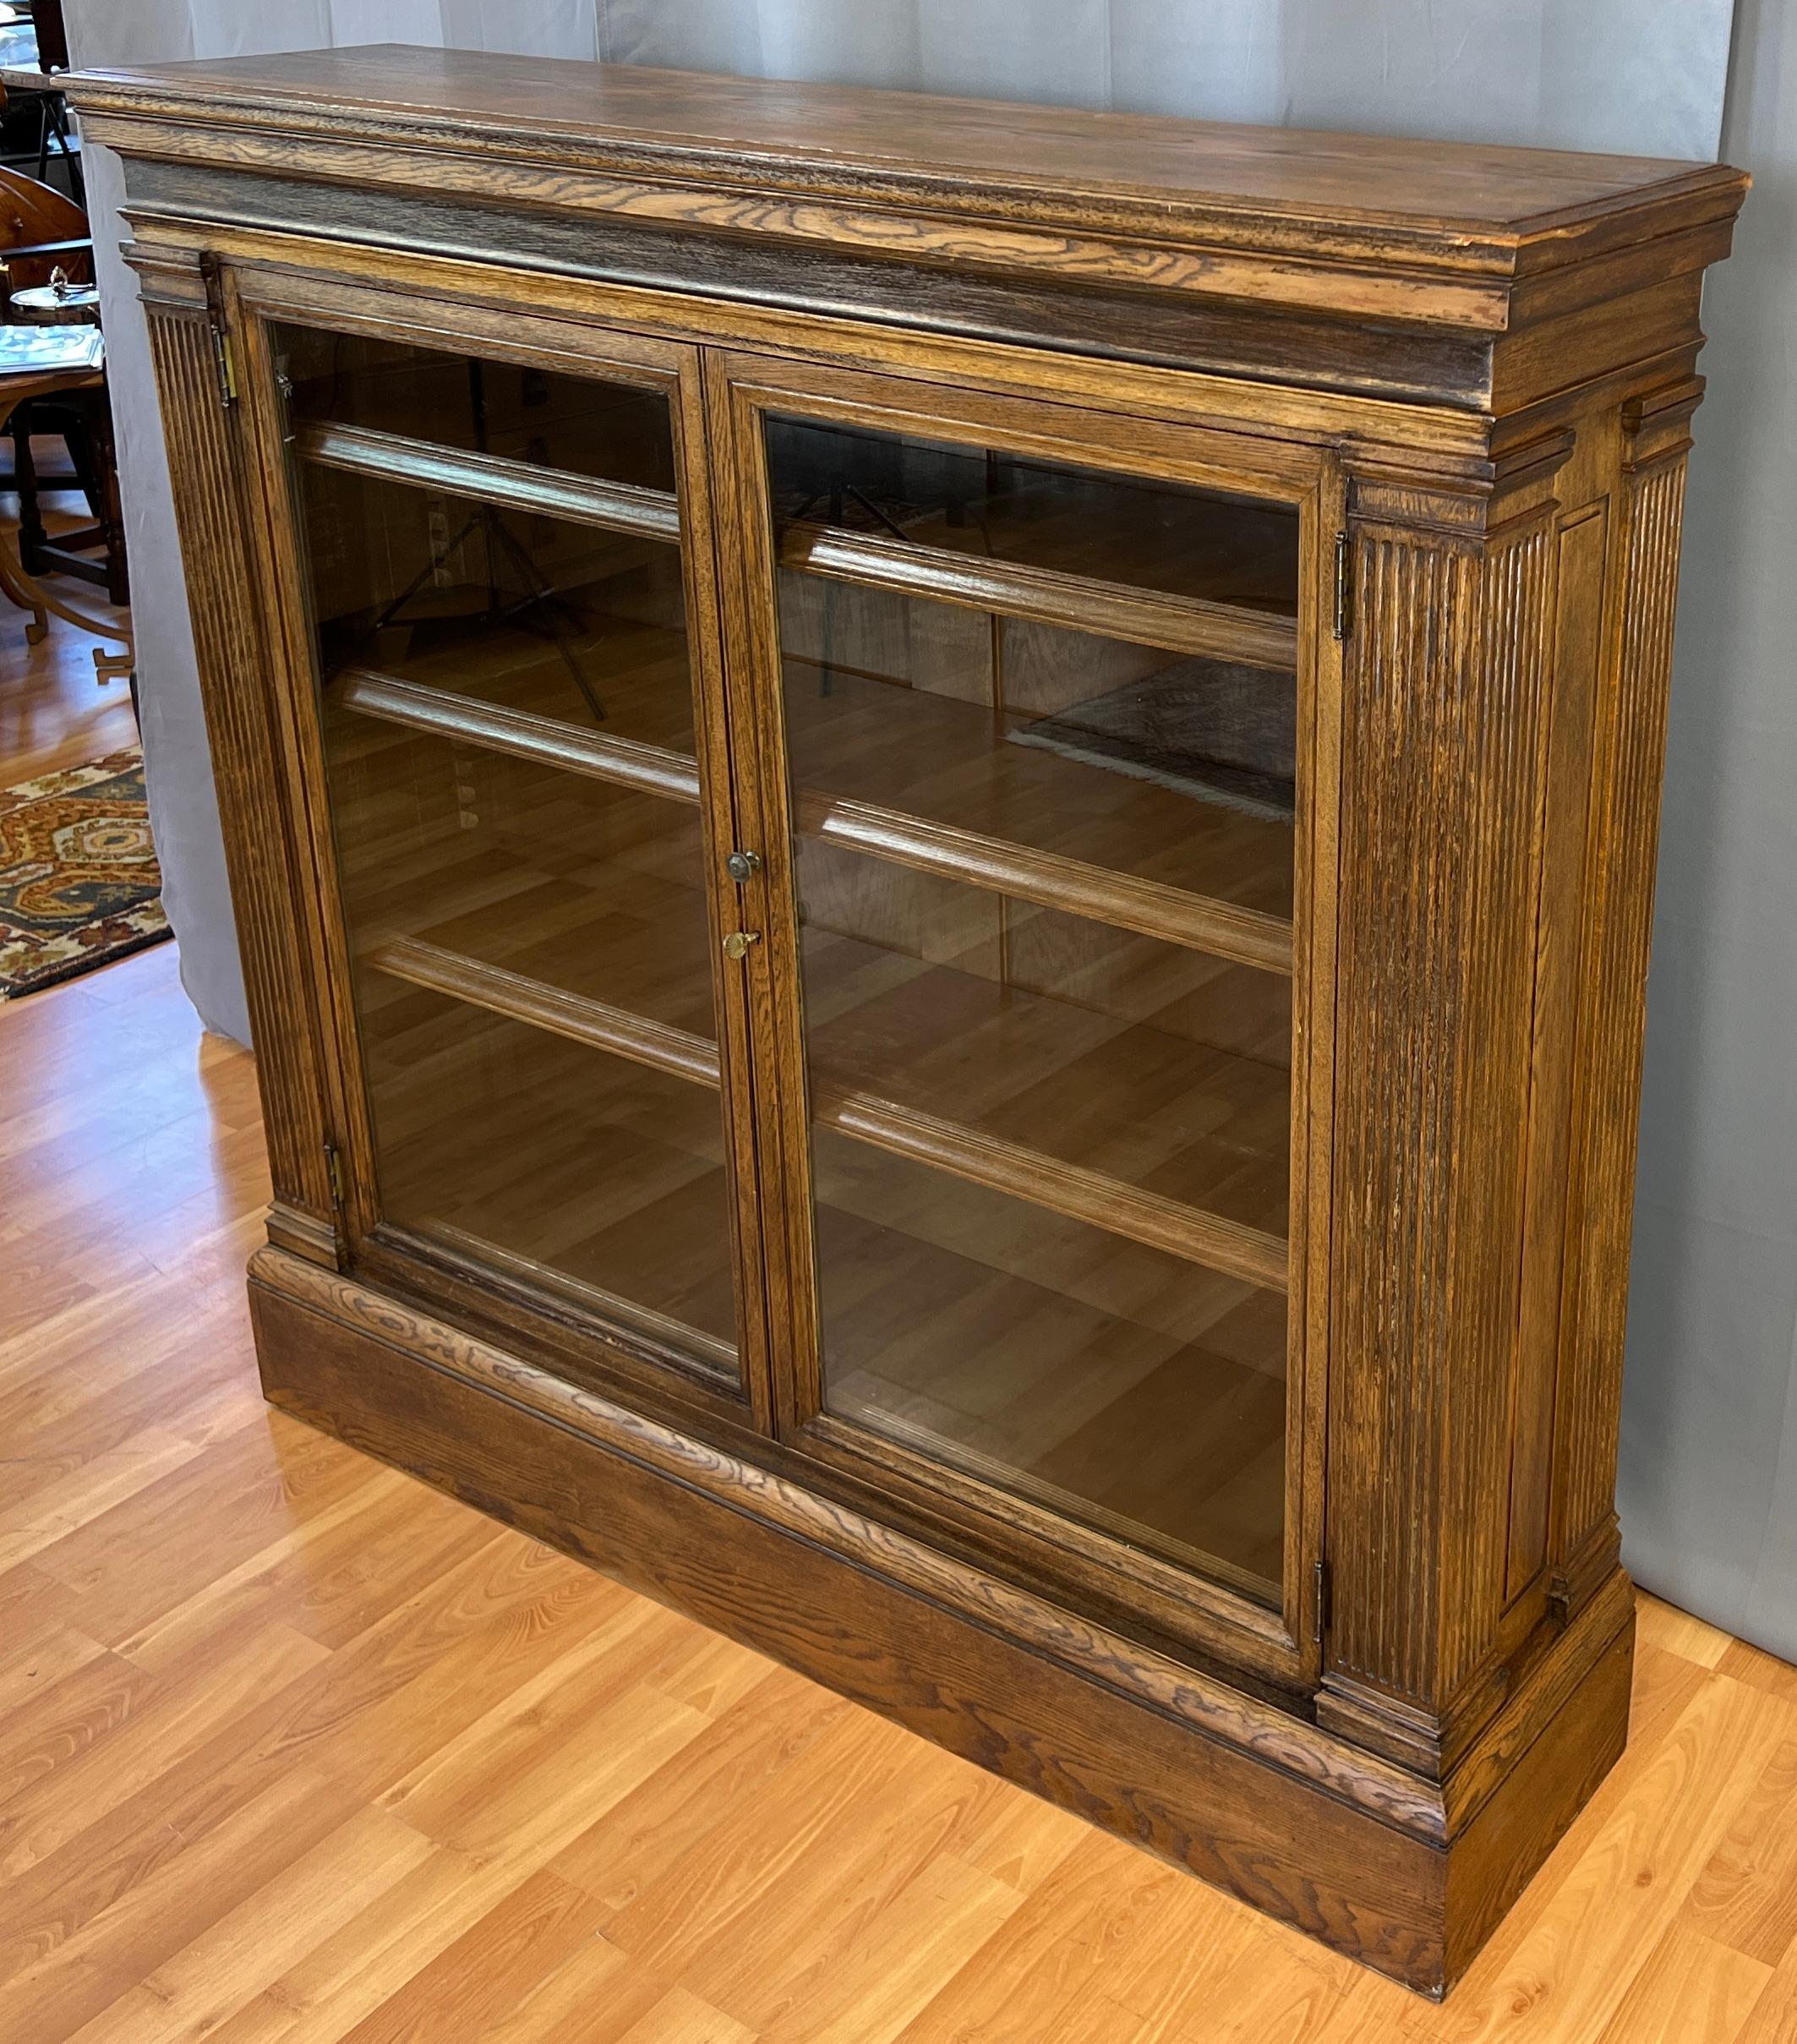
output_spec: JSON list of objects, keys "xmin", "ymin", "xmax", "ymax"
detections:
[
  {"xmin": 708, "ymin": 346, "xmax": 1341, "ymax": 1690},
  {"xmin": 217, "ymin": 260, "xmax": 778, "ymax": 1439}
]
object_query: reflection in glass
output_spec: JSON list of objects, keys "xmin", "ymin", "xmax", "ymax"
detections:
[
  {"xmin": 277, "ymin": 325, "xmax": 678, "ymax": 489},
  {"xmin": 327, "ymin": 713, "xmax": 714, "ymax": 1036},
  {"xmin": 767, "ymin": 413, "xmax": 1298, "ymax": 612},
  {"xmin": 358, "ymin": 990, "xmax": 737, "ymax": 1358},
  {"xmin": 797, "ymin": 836, "xmax": 1292, "ymax": 1235},
  {"xmin": 281, "ymin": 328, "xmax": 739, "ymax": 1381},
  {"xmin": 779, "ymin": 571, "xmax": 1297, "ymax": 916},
  {"xmin": 767, "ymin": 408, "xmax": 1302, "ymax": 1597},
  {"xmin": 813, "ymin": 1131, "xmax": 1286, "ymax": 1591},
  {"xmin": 300, "ymin": 463, "xmax": 693, "ymax": 752}
]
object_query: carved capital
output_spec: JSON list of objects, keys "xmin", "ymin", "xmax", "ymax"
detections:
[{"xmin": 1344, "ymin": 423, "xmax": 1576, "ymax": 545}]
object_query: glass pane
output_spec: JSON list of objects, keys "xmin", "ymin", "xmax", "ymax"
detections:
[
  {"xmin": 282, "ymin": 327, "xmax": 737, "ymax": 1380},
  {"xmin": 358, "ymin": 989, "xmax": 737, "ymax": 1354},
  {"xmin": 327, "ymin": 711, "xmax": 714, "ymax": 1037},
  {"xmin": 814, "ymin": 1131, "xmax": 1286, "ymax": 1589},
  {"xmin": 769, "ymin": 407, "xmax": 1297, "ymax": 1597},
  {"xmin": 278, "ymin": 325, "xmax": 678, "ymax": 489},
  {"xmin": 781, "ymin": 571, "xmax": 1296, "ymax": 917},
  {"xmin": 767, "ymin": 415, "xmax": 1297, "ymax": 612},
  {"xmin": 798, "ymin": 836, "xmax": 1290, "ymax": 1234},
  {"xmin": 300, "ymin": 462, "xmax": 693, "ymax": 753}
]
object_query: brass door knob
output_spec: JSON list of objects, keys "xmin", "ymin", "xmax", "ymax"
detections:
[
  {"xmin": 722, "ymin": 930, "xmax": 762, "ymax": 961},
  {"xmin": 725, "ymin": 850, "xmax": 762, "ymax": 883}
]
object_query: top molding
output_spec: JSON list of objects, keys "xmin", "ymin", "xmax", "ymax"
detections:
[{"xmin": 67, "ymin": 45, "xmax": 1749, "ymax": 408}]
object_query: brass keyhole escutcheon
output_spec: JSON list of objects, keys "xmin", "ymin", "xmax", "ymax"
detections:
[{"xmin": 722, "ymin": 930, "xmax": 762, "ymax": 961}]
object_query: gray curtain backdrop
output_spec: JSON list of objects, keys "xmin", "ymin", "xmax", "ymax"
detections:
[
  {"xmin": 66, "ymin": 3, "xmax": 1794, "ymax": 1662},
  {"xmin": 1615, "ymin": 0, "xmax": 1797, "ymax": 1657}
]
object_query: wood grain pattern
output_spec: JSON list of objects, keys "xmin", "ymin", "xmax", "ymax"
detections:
[
  {"xmin": 5, "ymin": 938, "xmax": 1797, "ymax": 2037},
  {"xmin": 71, "ymin": 49, "xmax": 1746, "ymax": 415},
  {"xmin": 65, "ymin": 46, "xmax": 1743, "ymax": 271},
  {"xmin": 1325, "ymin": 505, "xmax": 1554, "ymax": 1747},
  {"xmin": 247, "ymin": 1248, "xmax": 1590, "ymax": 1997},
  {"xmin": 144, "ymin": 303, "xmax": 341, "ymax": 1265},
  {"xmin": 94, "ymin": 46, "xmax": 1746, "ymax": 1996},
  {"xmin": 1553, "ymin": 418, "xmax": 1693, "ymax": 1588},
  {"xmin": 117, "ymin": 172, "xmax": 1518, "ymax": 411},
  {"xmin": 1507, "ymin": 499, "xmax": 1612, "ymax": 1600}
]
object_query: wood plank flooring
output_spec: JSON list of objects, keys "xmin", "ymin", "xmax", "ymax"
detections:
[
  {"xmin": 8, "ymin": 629, "xmax": 1797, "ymax": 2040},
  {"xmin": 8, "ymin": 944, "xmax": 1797, "ymax": 2043},
  {"xmin": 0, "ymin": 511, "xmax": 137, "ymax": 784}
]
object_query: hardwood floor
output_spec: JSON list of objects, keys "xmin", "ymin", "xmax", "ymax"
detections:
[
  {"xmin": 8, "ymin": 639, "xmax": 1797, "ymax": 2041},
  {"xmin": 0, "ymin": 552, "xmax": 136, "ymax": 784}
]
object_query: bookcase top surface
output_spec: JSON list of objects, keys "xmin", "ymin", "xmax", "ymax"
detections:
[{"xmin": 68, "ymin": 42, "xmax": 1745, "ymax": 277}]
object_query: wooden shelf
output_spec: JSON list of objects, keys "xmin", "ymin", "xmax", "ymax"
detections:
[
  {"xmin": 825, "ymin": 1085, "xmax": 1285, "ymax": 1292},
  {"xmin": 367, "ymin": 937, "xmax": 720, "ymax": 1087},
  {"xmin": 811, "ymin": 1126, "xmax": 1286, "ymax": 1586},
  {"xmin": 767, "ymin": 413, "xmax": 1300, "ymax": 622},
  {"xmin": 327, "ymin": 748, "xmax": 718, "ymax": 1042},
  {"xmin": 355, "ymin": 970, "xmax": 742, "ymax": 1354},
  {"xmin": 785, "ymin": 656, "xmax": 1297, "ymax": 951},
  {"xmin": 336, "ymin": 668, "xmax": 702, "ymax": 806},
  {"xmin": 797, "ymin": 791, "xmax": 1292, "ymax": 974},
  {"xmin": 779, "ymin": 521, "xmax": 1299, "ymax": 671},
  {"xmin": 361, "ymin": 941, "xmax": 1286, "ymax": 1576},
  {"xmin": 366, "ymin": 935, "xmax": 1287, "ymax": 1291},
  {"xmin": 331, "ymin": 609, "xmax": 696, "ymax": 756},
  {"xmin": 294, "ymin": 418, "xmax": 682, "ymax": 540},
  {"xmin": 332, "ymin": 655, "xmax": 1292, "ymax": 971},
  {"xmin": 803, "ymin": 919, "xmax": 1292, "ymax": 1249}
]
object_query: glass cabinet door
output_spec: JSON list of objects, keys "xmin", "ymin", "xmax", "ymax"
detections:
[
  {"xmin": 274, "ymin": 324, "xmax": 747, "ymax": 1391},
  {"xmin": 749, "ymin": 398, "xmax": 1303, "ymax": 1605}
]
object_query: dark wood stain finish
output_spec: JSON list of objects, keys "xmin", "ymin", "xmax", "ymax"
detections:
[{"xmin": 69, "ymin": 43, "xmax": 1745, "ymax": 1998}]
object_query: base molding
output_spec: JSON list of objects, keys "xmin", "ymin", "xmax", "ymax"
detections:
[{"xmin": 247, "ymin": 1246, "xmax": 1634, "ymax": 1998}]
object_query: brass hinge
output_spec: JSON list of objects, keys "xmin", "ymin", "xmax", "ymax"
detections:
[
  {"xmin": 1313, "ymin": 1559, "xmax": 1332, "ymax": 1645},
  {"xmin": 210, "ymin": 324, "xmax": 240, "ymax": 408},
  {"xmin": 323, "ymin": 1140, "xmax": 347, "ymax": 1214},
  {"xmin": 1333, "ymin": 532, "xmax": 1353, "ymax": 642},
  {"xmin": 198, "ymin": 252, "xmax": 238, "ymax": 408}
]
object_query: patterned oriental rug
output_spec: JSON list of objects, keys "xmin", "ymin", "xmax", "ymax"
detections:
[{"xmin": 0, "ymin": 747, "xmax": 172, "ymax": 997}]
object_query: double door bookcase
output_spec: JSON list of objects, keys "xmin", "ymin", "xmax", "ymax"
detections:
[
  {"xmin": 259, "ymin": 285, "xmax": 1329, "ymax": 1681},
  {"xmin": 79, "ymin": 41, "xmax": 1745, "ymax": 1995}
]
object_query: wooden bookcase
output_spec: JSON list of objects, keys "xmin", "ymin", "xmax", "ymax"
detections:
[{"xmin": 69, "ymin": 46, "xmax": 1746, "ymax": 1995}]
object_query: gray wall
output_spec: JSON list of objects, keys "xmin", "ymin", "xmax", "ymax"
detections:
[
  {"xmin": 1615, "ymin": 0, "xmax": 1797, "ymax": 1659},
  {"xmin": 70, "ymin": 2, "xmax": 1797, "ymax": 1657}
]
